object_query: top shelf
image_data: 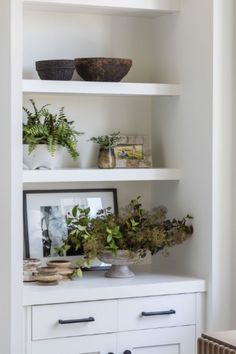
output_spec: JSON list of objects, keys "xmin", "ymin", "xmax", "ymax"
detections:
[
  {"xmin": 23, "ymin": 80, "xmax": 181, "ymax": 97},
  {"xmin": 23, "ymin": 0, "xmax": 180, "ymax": 16}
]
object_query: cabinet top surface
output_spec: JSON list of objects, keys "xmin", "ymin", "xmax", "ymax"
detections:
[{"xmin": 24, "ymin": 265, "xmax": 206, "ymax": 306}]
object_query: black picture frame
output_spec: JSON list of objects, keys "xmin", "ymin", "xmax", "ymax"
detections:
[{"xmin": 23, "ymin": 188, "xmax": 118, "ymax": 262}]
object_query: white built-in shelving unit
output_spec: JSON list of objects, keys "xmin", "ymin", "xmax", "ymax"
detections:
[
  {"xmin": 22, "ymin": 0, "xmax": 182, "ymax": 187},
  {"xmin": 5, "ymin": 0, "xmax": 236, "ymax": 353}
]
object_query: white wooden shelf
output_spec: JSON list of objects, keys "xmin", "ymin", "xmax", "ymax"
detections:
[
  {"xmin": 23, "ymin": 0, "xmax": 180, "ymax": 16},
  {"xmin": 23, "ymin": 80, "xmax": 181, "ymax": 97},
  {"xmin": 23, "ymin": 168, "xmax": 181, "ymax": 183}
]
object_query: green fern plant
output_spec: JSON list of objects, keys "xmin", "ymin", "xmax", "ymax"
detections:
[{"xmin": 23, "ymin": 99, "xmax": 83, "ymax": 159}]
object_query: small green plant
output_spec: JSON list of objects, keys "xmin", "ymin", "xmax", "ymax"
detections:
[
  {"xmin": 90, "ymin": 132, "xmax": 122, "ymax": 148},
  {"xmin": 23, "ymin": 99, "xmax": 83, "ymax": 159},
  {"xmin": 56, "ymin": 197, "xmax": 193, "ymax": 270}
]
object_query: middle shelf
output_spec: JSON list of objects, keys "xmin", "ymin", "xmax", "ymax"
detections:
[
  {"xmin": 23, "ymin": 80, "xmax": 181, "ymax": 97},
  {"xmin": 23, "ymin": 168, "xmax": 181, "ymax": 183}
]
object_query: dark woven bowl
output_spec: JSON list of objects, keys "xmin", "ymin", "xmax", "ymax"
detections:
[
  {"xmin": 36, "ymin": 60, "xmax": 75, "ymax": 80},
  {"xmin": 74, "ymin": 57, "xmax": 132, "ymax": 82}
]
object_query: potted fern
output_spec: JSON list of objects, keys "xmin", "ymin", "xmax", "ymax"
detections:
[
  {"xmin": 56, "ymin": 197, "xmax": 193, "ymax": 278},
  {"xmin": 23, "ymin": 99, "xmax": 83, "ymax": 169}
]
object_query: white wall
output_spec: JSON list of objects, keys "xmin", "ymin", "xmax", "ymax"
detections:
[
  {"xmin": 0, "ymin": 0, "xmax": 23, "ymax": 354},
  {"xmin": 150, "ymin": 0, "xmax": 215, "ymax": 329},
  {"xmin": 151, "ymin": 0, "xmax": 213, "ymax": 280},
  {"xmin": 23, "ymin": 10, "xmax": 155, "ymax": 83}
]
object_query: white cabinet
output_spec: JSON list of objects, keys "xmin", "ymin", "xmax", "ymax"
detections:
[{"xmin": 24, "ymin": 281, "xmax": 205, "ymax": 354}]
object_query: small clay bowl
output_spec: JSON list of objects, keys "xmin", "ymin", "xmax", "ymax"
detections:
[
  {"xmin": 74, "ymin": 57, "xmax": 132, "ymax": 82},
  {"xmin": 47, "ymin": 260, "xmax": 72, "ymax": 268},
  {"xmin": 36, "ymin": 59, "xmax": 75, "ymax": 81},
  {"xmin": 37, "ymin": 266, "xmax": 60, "ymax": 285},
  {"xmin": 47, "ymin": 260, "xmax": 74, "ymax": 280},
  {"xmin": 38, "ymin": 266, "xmax": 58, "ymax": 275}
]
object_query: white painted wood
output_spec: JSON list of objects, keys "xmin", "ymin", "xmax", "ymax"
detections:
[
  {"xmin": 24, "ymin": 307, "xmax": 32, "ymax": 354},
  {"xmin": 0, "ymin": 0, "xmax": 23, "ymax": 354},
  {"xmin": 118, "ymin": 294, "xmax": 195, "ymax": 331},
  {"xmin": 117, "ymin": 326, "xmax": 195, "ymax": 354},
  {"xmin": 31, "ymin": 332, "xmax": 116, "ymax": 354},
  {"xmin": 211, "ymin": 0, "xmax": 234, "ymax": 331},
  {"xmin": 23, "ymin": 267, "xmax": 206, "ymax": 306},
  {"xmin": 23, "ymin": 168, "xmax": 181, "ymax": 183},
  {"xmin": 23, "ymin": 80, "xmax": 181, "ymax": 96},
  {"xmin": 195, "ymin": 293, "xmax": 206, "ymax": 352},
  {"xmin": 32, "ymin": 299, "xmax": 117, "ymax": 340},
  {"xmin": 23, "ymin": 0, "xmax": 180, "ymax": 15}
]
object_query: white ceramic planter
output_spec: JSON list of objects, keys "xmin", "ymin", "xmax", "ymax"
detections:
[{"xmin": 23, "ymin": 144, "xmax": 74, "ymax": 169}]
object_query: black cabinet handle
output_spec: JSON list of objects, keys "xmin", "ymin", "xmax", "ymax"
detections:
[
  {"xmin": 141, "ymin": 309, "xmax": 176, "ymax": 317},
  {"xmin": 124, "ymin": 351, "xmax": 132, "ymax": 354},
  {"xmin": 58, "ymin": 316, "xmax": 95, "ymax": 324}
]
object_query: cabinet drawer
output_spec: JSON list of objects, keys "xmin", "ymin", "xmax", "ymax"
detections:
[
  {"xmin": 118, "ymin": 294, "xmax": 195, "ymax": 331},
  {"xmin": 32, "ymin": 299, "xmax": 117, "ymax": 340}
]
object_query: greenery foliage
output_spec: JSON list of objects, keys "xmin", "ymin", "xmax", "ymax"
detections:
[
  {"xmin": 56, "ymin": 197, "xmax": 193, "ymax": 266},
  {"xmin": 23, "ymin": 99, "xmax": 83, "ymax": 159},
  {"xmin": 90, "ymin": 132, "xmax": 122, "ymax": 148}
]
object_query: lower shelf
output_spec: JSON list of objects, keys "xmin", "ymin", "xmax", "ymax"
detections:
[{"xmin": 23, "ymin": 168, "xmax": 181, "ymax": 183}]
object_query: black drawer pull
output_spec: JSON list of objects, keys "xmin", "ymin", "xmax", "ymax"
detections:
[
  {"xmin": 141, "ymin": 309, "xmax": 176, "ymax": 317},
  {"xmin": 124, "ymin": 351, "xmax": 132, "ymax": 354},
  {"xmin": 58, "ymin": 317, "xmax": 95, "ymax": 324}
]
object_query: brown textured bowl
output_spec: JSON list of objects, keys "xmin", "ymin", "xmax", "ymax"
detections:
[
  {"xmin": 74, "ymin": 57, "xmax": 132, "ymax": 82},
  {"xmin": 36, "ymin": 59, "xmax": 75, "ymax": 81}
]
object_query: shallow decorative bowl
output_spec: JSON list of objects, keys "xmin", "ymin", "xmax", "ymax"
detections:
[
  {"xmin": 74, "ymin": 57, "xmax": 132, "ymax": 82},
  {"xmin": 36, "ymin": 59, "xmax": 75, "ymax": 80},
  {"xmin": 98, "ymin": 250, "xmax": 139, "ymax": 278},
  {"xmin": 47, "ymin": 260, "xmax": 72, "ymax": 269}
]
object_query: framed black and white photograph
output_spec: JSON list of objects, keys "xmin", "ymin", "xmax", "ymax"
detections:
[{"xmin": 23, "ymin": 189, "xmax": 118, "ymax": 262}]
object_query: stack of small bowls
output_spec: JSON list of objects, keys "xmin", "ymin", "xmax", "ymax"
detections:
[{"xmin": 37, "ymin": 266, "xmax": 61, "ymax": 286}]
